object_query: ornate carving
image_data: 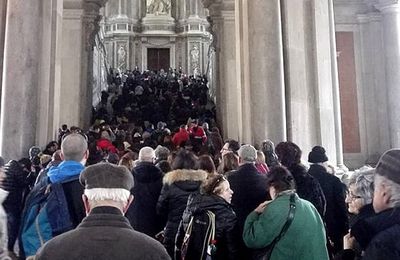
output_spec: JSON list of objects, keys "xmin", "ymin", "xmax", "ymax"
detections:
[
  {"xmin": 190, "ymin": 44, "xmax": 200, "ymax": 72},
  {"xmin": 147, "ymin": 0, "xmax": 171, "ymax": 16},
  {"xmin": 117, "ymin": 44, "xmax": 127, "ymax": 70},
  {"xmin": 84, "ymin": 14, "xmax": 102, "ymax": 51}
]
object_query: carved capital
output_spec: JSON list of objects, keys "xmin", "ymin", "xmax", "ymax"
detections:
[{"xmin": 83, "ymin": 14, "xmax": 102, "ymax": 51}]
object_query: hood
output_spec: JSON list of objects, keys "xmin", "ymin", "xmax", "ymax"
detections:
[
  {"xmin": 163, "ymin": 169, "xmax": 207, "ymax": 185},
  {"xmin": 133, "ymin": 162, "xmax": 163, "ymax": 183},
  {"xmin": 191, "ymin": 194, "xmax": 232, "ymax": 212},
  {"xmin": 47, "ymin": 160, "xmax": 85, "ymax": 183}
]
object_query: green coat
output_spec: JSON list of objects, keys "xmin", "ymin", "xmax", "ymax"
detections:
[{"xmin": 243, "ymin": 193, "xmax": 329, "ymax": 260}]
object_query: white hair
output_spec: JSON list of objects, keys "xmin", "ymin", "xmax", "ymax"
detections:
[
  {"xmin": 139, "ymin": 146, "xmax": 155, "ymax": 162},
  {"xmin": 84, "ymin": 188, "xmax": 130, "ymax": 202},
  {"xmin": 375, "ymin": 174, "xmax": 400, "ymax": 208}
]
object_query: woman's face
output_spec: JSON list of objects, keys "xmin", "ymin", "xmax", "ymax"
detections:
[
  {"xmin": 217, "ymin": 180, "xmax": 234, "ymax": 204},
  {"xmin": 346, "ymin": 184, "xmax": 365, "ymax": 214}
]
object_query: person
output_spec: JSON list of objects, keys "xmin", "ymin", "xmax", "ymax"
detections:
[
  {"xmin": 0, "ymin": 157, "xmax": 8, "ymax": 259},
  {"xmin": 261, "ymin": 140, "xmax": 280, "ymax": 168},
  {"xmin": 196, "ymin": 155, "xmax": 216, "ymax": 175},
  {"xmin": 126, "ymin": 147, "xmax": 164, "ymax": 237},
  {"xmin": 243, "ymin": 166, "xmax": 329, "ymax": 260},
  {"xmin": 20, "ymin": 133, "xmax": 89, "ymax": 258},
  {"xmin": 344, "ymin": 149, "xmax": 400, "ymax": 259},
  {"xmin": 172, "ymin": 125, "xmax": 189, "ymax": 148},
  {"xmin": 1, "ymin": 158, "xmax": 31, "ymax": 258},
  {"xmin": 255, "ymin": 150, "xmax": 269, "ymax": 174},
  {"xmin": 175, "ymin": 174, "xmax": 238, "ymax": 259},
  {"xmin": 275, "ymin": 141, "xmax": 326, "ymax": 217},
  {"xmin": 334, "ymin": 167, "xmax": 375, "ymax": 260},
  {"xmin": 217, "ymin": 152, "xmax": 239, "ymax": 175},
  {"xmin": 220, "ymin": 139, "xmax": 240, "ymax": 157},
  {"xmin": 308, "ymin": 146, "xmax": 348, "ymax": 254},
  {"xmin": 157, "ymin": 150, "xmax": 207, "ymax": 257},
  {"xmin": 34, "ymin": 163, "xmax": 170, "ymax": 260},
  {"xmin": 227, "ymin": 144, "xmax": 268, "ymax": 259}
]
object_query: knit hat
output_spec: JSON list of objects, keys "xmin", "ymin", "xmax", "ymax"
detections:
[
  {"xmin": 80, "ymin": 163, "xmax": 134, "ymax": 191},
  {"xmin": 375, "ymin": 149, "xmax": 400, "ymax": 185},
  {"xmin": 308, "ymin": 146, "xmax": 328, "ymax": 163},
  {"xmin": 238, "ymin": 144, "xmax": 257, "ymax": 162}
]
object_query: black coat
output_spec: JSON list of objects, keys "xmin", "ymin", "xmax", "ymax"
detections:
[
  {"xmin": 35, "ymin": 206, "xmax": 170, "ymax": 260},
  {"xmin": 353, "ymin": 207, "xmax": 400, "ymax": 259},
  {"xmin": 288, "ymin": 164, "xmax": 326, "ymax": 217},
  {"xmin": 227, "ymin": 163, "xmax": 269, "ymax": 260},
  {"xmin": 1, "ymin": 160, "xmax": 28, "ymax": 211},
  {"xmin": 157, "ymin": 169, "xmax": 207, "ymax": 256},
  {"xmin": 308, "ymin": 164, "xmax": 348, "ymax": 249},
  {"xmin": 126, "ymin": 161, "xmax": 164, "ymax": 237},
  {"xmin": 176, "ymin": 194, "xmax": 238, "ymax": 260}
]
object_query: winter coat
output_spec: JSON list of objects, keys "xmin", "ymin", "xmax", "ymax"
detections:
[
  {"xmin": 0, "ymin": 189, "xmax": 7, "ymax": 257},
  {"xmin": 288, "ymin": 164, "xmax": 326, "ymax": 217},
  {"xmin": 227, "ymin": 163, "xmax": 269, "ymax": 259},
  {"xmin": 34, "ymin": 206, "xmax": 170, "ymax": 260},
  {"xmin": 308, "ymin": 164, "xmax": 348, "ymax": 250},
  {"xmin": 96, "ymin": 138, "xmax": 117, "ymax": 153},
  {"xmin": 157, "ymin": 169, "xmax": 207, "ymax": 255},
  {"xmin": 172, "ymin": 129, "xmax": 189, "ymax": 147},
  {"xmin": 1, "ymin": 160, "xmax": 28, "ymax": 211},
  {"xmin": 243, "ymin": 192, "xmax": 329, "ymax": 260},
  {"xmin": 351, "ymin": 207, "xmax": 400, "ymax": 260},
  {"xmin": 176, "ymin": 194, "xmax": 239, "ymax": 260},
  {"xmin": 126, "ymin": 161, "xmax": 164, "ymax": 237}
]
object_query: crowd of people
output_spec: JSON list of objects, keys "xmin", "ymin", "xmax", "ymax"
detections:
[{"xmin": 0, "ymin": 69, "xmax": 398, "ymax": 259}]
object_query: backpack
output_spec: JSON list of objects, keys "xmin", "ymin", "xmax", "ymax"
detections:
[
  {"xmin": 181, "ymin": 209, "xmax": 216, "ymax": 260},
  {"xmin": 20, "ymin": 176, "xmax": 78, "ymax": 258}
]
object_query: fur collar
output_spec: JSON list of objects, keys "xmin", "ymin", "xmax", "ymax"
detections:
[{"xmin": 163, "ymin": 169, "xmax": 208, "ymax": 185}]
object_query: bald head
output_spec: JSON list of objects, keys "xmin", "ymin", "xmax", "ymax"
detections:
[{"xmin": 61, "ymin": 133, "xmax": 88, "ymax": 162}]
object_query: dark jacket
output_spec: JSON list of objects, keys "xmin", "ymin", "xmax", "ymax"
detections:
[
  {"xmin": 308, "ymin": 164, "xmax": 348, "ymax": 250},
  {"xmin": 34, "ymin": 206, "xmax": 170, "ymax": 260},
  {"xmin": 288, "ymin": 164, "xmax": 326, "ymax": 217},
  {"xmin": 353, "ymin": 207, "xmax": 400, "ymax": 260},
  {"xmin": 227, "ymin": 163, "xmax": 269, "ymax": 260},
  {"xmin": 126, "ymin": 161, "xmax": 164, "ymax": 237},
  {"xmin": 176, "ymin": 194, "xmax": 238, "ymax": 260},
  {"xmin": 1, "ymin": 160, "xmax": 28, "ymax": 210},
  {"xmin": 157, "ymin": 169, "xmax": 207, "ymax": 256}
]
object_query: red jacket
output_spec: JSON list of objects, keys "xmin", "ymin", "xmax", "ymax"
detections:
[
  {"xmin": 189, "ymin": 126, "xmax": 207, "ymax": 144},
  {"xmin": 97, "ymin": 139, "xmax": 117, "ymax": 153},
  {"xmin": 172, "ymin": 129, "xmax": 190, "ymax": 147}
]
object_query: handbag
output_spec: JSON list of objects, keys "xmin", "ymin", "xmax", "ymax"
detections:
[{"xmin": 253, "ymin": 193, "xmax": 297, "ymax": 260}]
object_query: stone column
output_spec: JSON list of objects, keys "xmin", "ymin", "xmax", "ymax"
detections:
[
  {"xmin": 55, "ymin": 0, "xmax": 105, "ymax": 131},
  {"xmin": 242, "ymin": 0, "xmax": 286, "ymax": 145},
  {"xmin": 0, "ymin": 0, "xmax": 41, "ymax": 160},
  {"xmin": 0, "ymin": 0, "xmax": 7, "ymax": 109},
  {"xmin": 203, "ymin": 0, "xmax": 240, "ymax": 141},
  {"xmin": 328, "ymin": 0, "xmax": 347, "ymax": 170},
  {"xmin": 375, "ymin": 0, "xmax": 400, "ymax": 148}
]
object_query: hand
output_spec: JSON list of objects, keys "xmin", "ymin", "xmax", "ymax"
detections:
[
  {"xmin": 254, "ymin": 200, "xmax": 272, "ymax": 214},
  {"xmin": 343, "ymin": 232, "xmax": 356, "ymax": 250}
]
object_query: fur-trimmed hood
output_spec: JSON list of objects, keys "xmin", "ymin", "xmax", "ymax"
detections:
[{"xmin": 163, "ymin": 169, "xmax": 207, "ymax": 185}]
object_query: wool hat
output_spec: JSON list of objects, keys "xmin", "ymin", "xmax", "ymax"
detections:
[
  {"xmin": 238, "ymin": 144, "xmax": 257, "ymax": 162},
  {"xmin": 375, "ymin": 149, "xmax": 400, "ymax": 185},
  {"xmin": 80, "ymin": 163, "xmax": 134, "ymax": 191},
  {"xmin": 308, "ymin": 146, "xmax": 328, "ymax": 163}
]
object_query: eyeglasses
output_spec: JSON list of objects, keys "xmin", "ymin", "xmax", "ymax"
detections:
[{"xmin": 347, "ymin": 192, "xmax": 362, "ymax": 200}]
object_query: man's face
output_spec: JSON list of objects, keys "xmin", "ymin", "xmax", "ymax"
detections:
[{"xmin": 373, "ymin": 178, "xmax": 390, "ymax": 213}]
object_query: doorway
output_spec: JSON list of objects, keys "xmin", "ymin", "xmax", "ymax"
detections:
[{"xmin": 147, "ymin": 48, "xmax": 170, "ymax": 71}]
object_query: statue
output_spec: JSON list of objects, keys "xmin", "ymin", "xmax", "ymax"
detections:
[
  {"xmin": 190, "ymin": 45, "xmax": 200, "ymax": 70},
  {"xmin": 117, "ymin": 45, "xmax": 126, "ymax": 69},
  {"xmin": 147, "ymin": 0, "xmax": 171, "ymax": 15}
]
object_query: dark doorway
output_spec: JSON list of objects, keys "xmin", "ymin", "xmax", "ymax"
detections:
[{"xmin": 147, "ymin": 48, "xmax": 170, "ymax": 71}]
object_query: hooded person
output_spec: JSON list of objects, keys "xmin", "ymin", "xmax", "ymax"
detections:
[
  {"xmin": 307, "ymin": 146, "xmax": 348, "ymax": 255},
  {"xmin": 34, "ymin": 163, "xmax": 169, "ymax": 260}
]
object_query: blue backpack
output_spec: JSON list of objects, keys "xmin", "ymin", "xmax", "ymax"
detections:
[{"xmin": 20, "ymin": 176, "xmax": 78, "ymax": 258}]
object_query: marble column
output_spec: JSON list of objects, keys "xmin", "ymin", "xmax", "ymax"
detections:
[
  {"xmin": 375, "ymin": 0, "xmax": 400, "ymax": 148},
  {"xmin": 0, "ymin": 0, "xmax": 41, "ymax": 160},
  {"xmin": 204, "ymin": 0, "xmax": 240, "ymax": 141},
  {"xmin": 245, "ymin": 0, "xmax": 286, "ymax": 145},
  {"xmin": 55, "ymin": 0, "xmax": 105, "ymax": 131},
  {"xmin": 0, "ymin": 0, "xmax": 6, "ymax": 109}
]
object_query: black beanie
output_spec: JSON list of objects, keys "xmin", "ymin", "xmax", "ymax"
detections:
[{"xmin": 308, "ymin": 146, "xmax": 328, "ymax": 163}]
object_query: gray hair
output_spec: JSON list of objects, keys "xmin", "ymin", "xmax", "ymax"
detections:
[
  {"xmin": 375, "ymin": 174, "xmax": 400, "ymax": 208},
  {"xmin": 348, "ymin": 167, "xmax": 374, "ymax": 206},
  {"xmin": 61, "ymin": 133, "xmax": 88, "ymax": 162},
  {"xmin": 138, "ymin": 146, "xmax": 155, "ymax": 162},
  {"xmin": 238, "ymin": 144, "xmax": 257, "ymax": 163}
]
